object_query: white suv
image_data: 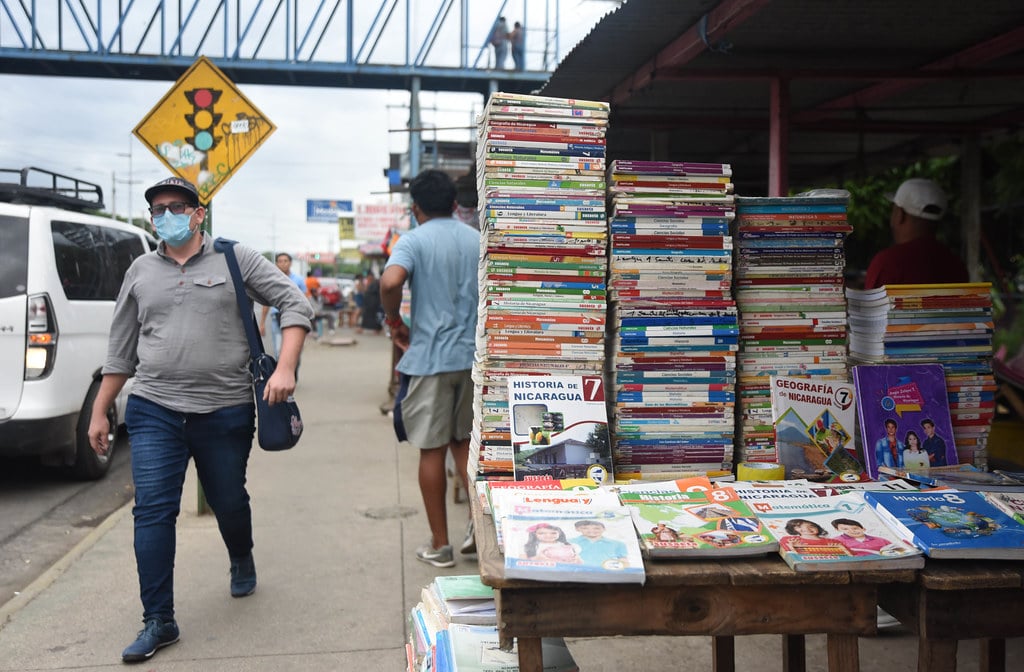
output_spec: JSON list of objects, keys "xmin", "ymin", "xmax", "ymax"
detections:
[{"xmin": 0, "ymin": 168, "xmax": 156, "ymax": 479}]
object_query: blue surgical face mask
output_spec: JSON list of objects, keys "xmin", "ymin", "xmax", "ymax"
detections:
[{"xmin": 153, "ymin": 211, "xmax": 196, "ymax": 247}]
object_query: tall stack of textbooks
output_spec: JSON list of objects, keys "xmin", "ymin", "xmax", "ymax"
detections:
[
  {"xmin": 732, "ymin": 195, "xmax": 852, "ymax": 467},
  {"xmin": 845, "ymin": 282, "xmax": 996, "ymax": 468},
  {"xmin": 468, "ymin": 92, "xmax": 610, "ymax": 482},
  {"xmin": 607, "ymin": 160, "xmax": 738, "ymax": 481}
]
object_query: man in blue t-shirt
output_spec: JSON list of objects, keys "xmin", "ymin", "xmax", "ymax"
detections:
[
  {"xmin": 569, "ymin": 520, "xmax": 628, "ymax": 568},
  {"xmin": 381, "ymin": 169, "xmax": 480, "ymax": 569}
]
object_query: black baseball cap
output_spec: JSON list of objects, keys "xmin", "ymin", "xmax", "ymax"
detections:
[{"xmin": 144, "ymin": 176, "xmax": 200, "ymax": 206}]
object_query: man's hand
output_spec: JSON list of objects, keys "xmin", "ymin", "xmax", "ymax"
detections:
[
  {"xmin": 390, "ymin": 320, "xmax": 410, "ymax": 352},
  {"xmin": 88, "ymin": 414, "xmax": 112, "ymax": 456},
  {"xmin": 263, "ymin": 365, "xmax": 297, "ymax": 405}
]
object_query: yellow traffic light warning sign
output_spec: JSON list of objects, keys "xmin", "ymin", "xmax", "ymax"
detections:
[{"xmin": 134, "ymin": 56, "xmax": 276, "ymax": 204}]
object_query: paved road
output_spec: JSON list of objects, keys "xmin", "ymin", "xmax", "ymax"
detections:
[{"xmin": 0, "ymin": 440, "xmax": 133, "ymax": 610}]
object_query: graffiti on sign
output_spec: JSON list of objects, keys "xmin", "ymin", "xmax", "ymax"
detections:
[{"xmin": 133, "ymin": 56, "xmax": 276, "ymax": 203}]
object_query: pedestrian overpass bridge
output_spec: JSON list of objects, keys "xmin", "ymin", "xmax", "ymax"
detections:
[{"xmin": 0, "ymin": 0, "xmax": 572, "ymax": 96}]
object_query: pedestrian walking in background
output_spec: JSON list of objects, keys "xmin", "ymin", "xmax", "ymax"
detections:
[
  {"xmin": 381, "ymin": 169, "xmax": 480, "ymax": 567},
  {"xmin": 259, "ymin": 252, "xmax": 307, "ymax": 357},
  {"xmin": 87, "ymin": 176, "xmax": 313, "ymax": 664},
  {"xmin": 361, "ymin": 270, "xmax": 384, "ymax": 334}
]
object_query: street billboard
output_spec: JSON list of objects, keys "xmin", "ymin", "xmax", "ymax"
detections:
[
  {"xmin": 355, "ymin": 203, "xmax": 409, "ymax": 240},
  {"xmin": 307, "ymin": 199, "xmax": 354, "ymax": 223}
]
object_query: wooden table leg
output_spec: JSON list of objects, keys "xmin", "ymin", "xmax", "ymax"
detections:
[
  {"xmin": 712, "ymin": 635, "xmax": 735, "ymax": 672},
  {"xmin": 979, "ymin": 638, "xmax": 1006, "ymax": 672},
  {"xmin": 517, "ymin": 636, "xmax": 543, "ymax": 672},
  {"xmin": 783, "ymin": 634, "xmax": 806, "ymax": 672},
  {"xmin": 826, "ymin": 633, "xmax": 859, "ymax": 672},
  {"xmin": 918, "ymin": 637, "xmax": 957, "ymax": 672}
]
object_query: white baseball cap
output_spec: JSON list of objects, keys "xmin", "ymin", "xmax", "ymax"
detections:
[{"xmin": 886, "ymin": 178, "xmax": 947, "ymax": 221}]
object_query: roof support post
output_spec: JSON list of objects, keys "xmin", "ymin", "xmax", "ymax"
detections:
[
  {"xmin": 961, "ymin": 135, "xmax": 981, "ymax": 282},
  {"xmin": 650, "ymin": 130, "xmax": 670, "ymax": 160},
  {"xmin": 768, "ymin": 77, "xmax": 789, "ymax": 196},
  {"xmin": 409, "ymin": 76, "xmax": 422, "ymax": 178}
]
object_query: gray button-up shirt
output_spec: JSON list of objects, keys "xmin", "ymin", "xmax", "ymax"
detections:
[{"xmin": 103, "ymin": 235, "xmax": 314, "ymax": 413}]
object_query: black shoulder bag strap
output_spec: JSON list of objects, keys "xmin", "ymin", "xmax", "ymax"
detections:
[{"xmin": 213, "ymin": 237, "xmax": 265, "ymax": 360}]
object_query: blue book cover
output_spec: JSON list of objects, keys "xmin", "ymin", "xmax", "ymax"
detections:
[
  {"xmin": 863, "ymin": 490, "xmax": 1024, "ymax": 559},
  {"xmin": 852, "ymin": 363, "xmax": 957, "ymax": 479}
]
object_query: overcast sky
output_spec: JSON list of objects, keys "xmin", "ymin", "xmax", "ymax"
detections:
[{"xmin": 0, "ymin": 1, "xmax": 616, "ymax": 255}]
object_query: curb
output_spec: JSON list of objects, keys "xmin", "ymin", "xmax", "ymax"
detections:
[{"xmin": 0, "ymin": 499, "xmax": 132, "ymax": 631}]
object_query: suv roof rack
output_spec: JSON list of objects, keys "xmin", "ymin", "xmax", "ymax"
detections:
[{"xmin": 0, "ymin": 167, "xmax": 105, "ymax": 212}]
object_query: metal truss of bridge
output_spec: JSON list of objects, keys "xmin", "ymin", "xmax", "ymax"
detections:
[{"xmin": 0, "ymin": 0, "xmax": 568, "ymax": 95}]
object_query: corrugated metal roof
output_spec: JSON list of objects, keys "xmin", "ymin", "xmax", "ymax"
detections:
[{"xmin": 540, "ymin": 0, "xmax": 1024, "ymax": 194}]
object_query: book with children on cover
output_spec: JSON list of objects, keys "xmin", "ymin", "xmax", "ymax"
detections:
[
  {"xmin": 852, "ymin": 363, "xmax": 957, "ymax": 479},
  {"xmin": 863, "ymin": 490, "xmax": 1024, "ymax": 559},
  {"xmin": 618, "ymin": 486, "xmax": 778, "ymax": 558},
  {"xmin": 500, "ymin": 500, "xmax": 645, "ymax": 584},
  {"xmin": 507, "ymin": 375, "xmax": 614, "ymax": 485},
  {"xmin": 744, "ymin": 491, "xmax": 924, "ymax": 571},
  {"xmin": 770, "ymin": 375, "xmax": 864, "ymax": 482}
]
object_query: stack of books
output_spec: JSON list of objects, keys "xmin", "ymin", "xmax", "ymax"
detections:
[
  {"xmin": 409, "ymin": 575, "xmax": 579, "ymax": 671},
  {"xmin": 467, "ymin": 92, "xmax": 610, "ymax": 481},
  {"xmin": 845, "ymin": 283, "xmax": 996, "ymax": 468},
  {"xmin": 732, "ymin": 195, "xmax": 852, "ymax": 467},
  {"xmin": 606, "ymin": 160, "xmax": 738, "ymax": 482}
]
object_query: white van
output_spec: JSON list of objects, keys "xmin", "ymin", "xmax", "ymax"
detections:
[{"xmin": 0, "ymin": 168, "xmax": 156, "ymax": 479}]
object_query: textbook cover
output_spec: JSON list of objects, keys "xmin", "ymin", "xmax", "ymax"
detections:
[
  {"xmin": 852, "ymin": 363, "xmax": 957, "ymax": 479},
  {"xmin": 864, "ymin": 490, "xmax": 1024, "ymax": 559},
  {"xmin": 770, "ymin": 375, "xmax": 864, "ymax": 482},
  {"xmin": 507, "ymin": 375, "xmax": 613, "ymax": 484}
]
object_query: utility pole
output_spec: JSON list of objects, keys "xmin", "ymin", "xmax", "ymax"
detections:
[{"xmin": 117, "ymin": 142, "xmax": 135, "ymax": 225}]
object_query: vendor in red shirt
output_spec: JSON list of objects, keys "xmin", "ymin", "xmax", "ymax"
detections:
[{"xmin": 864, "ymin": 178, "xmax": 969, "ymax": 289}]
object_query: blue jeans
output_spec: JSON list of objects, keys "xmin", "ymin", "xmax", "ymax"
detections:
[
  {"xmin": 126, "ymin": 395, "xmax": 256, "ymax": 621},
  {"xmin": 269, "ymin": 311, "xmax": 282, "ymax": 357}
]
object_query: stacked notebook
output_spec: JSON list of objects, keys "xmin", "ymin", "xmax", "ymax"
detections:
[
  {"xmin": 468, "ymin": 92, "xmax": 610, "ymax": 481},
  {"xmin": 606, "ymin": 160, "xmax": 738, "ymax": 481},
  {"xmin": 845, "ymin": 282, "xmax": 996, "ymax": 468},
  {"xmin": 732, "ymin": 195, "xmax": 852, "ymax": 466}
]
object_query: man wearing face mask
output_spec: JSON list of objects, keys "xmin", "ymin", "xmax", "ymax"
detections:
[{"xmin": 86, "ymin": 176, "xmax": 313, "ymax": 663}]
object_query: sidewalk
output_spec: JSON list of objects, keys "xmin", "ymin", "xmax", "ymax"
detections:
[{"xmin": 0, "ymin": 329, "xmax": 1020, "ymax": 670}]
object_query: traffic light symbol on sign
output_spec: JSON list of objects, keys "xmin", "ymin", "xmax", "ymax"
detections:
[{"xmin": 184, "ymin": 88, "xmax": 223, "ymax": 152}]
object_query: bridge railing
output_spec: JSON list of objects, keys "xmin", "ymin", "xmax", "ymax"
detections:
[{"xmin": 0, "ymin": 0, "xmax": 564, "ymax": 73}]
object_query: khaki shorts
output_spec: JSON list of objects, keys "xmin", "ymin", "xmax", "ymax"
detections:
[{"xmin": 394, "ymin": 370, "xmax": 473, "ymax": 449}]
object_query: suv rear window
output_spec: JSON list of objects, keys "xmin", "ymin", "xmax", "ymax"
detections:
[
  {"xmin": 0, "ymin": 214, "xmax": 30, "ymax": 299},
  {"xmin": 51, "ymin": 221, "xmax": 146, "ymax": 300}
]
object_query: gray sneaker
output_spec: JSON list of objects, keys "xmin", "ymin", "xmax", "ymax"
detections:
[{"xmin": 416, "ymin": 542, "xmax": 455, "ymax": 568}]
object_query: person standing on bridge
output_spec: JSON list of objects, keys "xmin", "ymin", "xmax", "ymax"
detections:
[
  {"xmin": 490, "ymin": 16, "xmax": 509, "ymax": 69},
  {"xmin": 509, "ymin": 21, "xmax": 526, "ymax": 71},
  {"xmin": 87, "ymin": 176, "xmax": 312, "ymax": 663}
]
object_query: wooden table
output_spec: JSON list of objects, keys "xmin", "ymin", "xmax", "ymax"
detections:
[
  {"xmin": 472, "ymin": 499, "xmax": 916, "ymax": 672},
  {"xmin": 878, "ymin": 561, "xmax": 1024, "ymax": 672}
]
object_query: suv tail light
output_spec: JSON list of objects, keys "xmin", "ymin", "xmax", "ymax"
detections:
[{"xmin": 26, "ymin": 294, "xmax": 57, "ymax": 379}]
